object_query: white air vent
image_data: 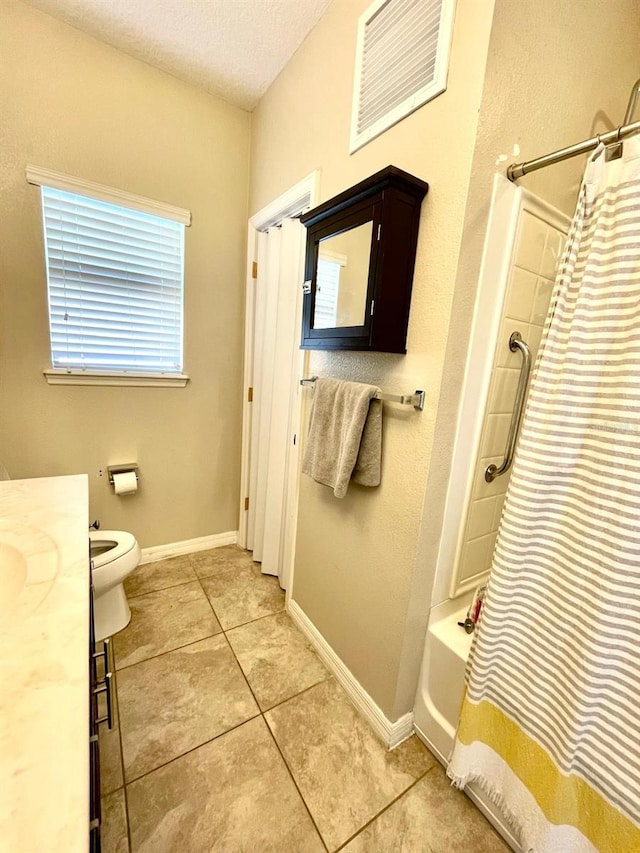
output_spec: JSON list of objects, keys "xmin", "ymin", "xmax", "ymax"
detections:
[{"xmin": 350, "ymin": 0, "xmax": 456, "ymax": 153}]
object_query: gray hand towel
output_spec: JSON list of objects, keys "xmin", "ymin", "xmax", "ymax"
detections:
[{"xmin": 302, "ymin": 378, "xmax": 382, "ymax": 498}]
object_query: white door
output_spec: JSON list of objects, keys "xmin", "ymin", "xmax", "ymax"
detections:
[{"xmin": 245, "ymin": 218, "xmax": 306, "ymax": 587}]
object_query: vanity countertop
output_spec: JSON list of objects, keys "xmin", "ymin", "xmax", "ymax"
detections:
[{"xmin": 0, "ymin": 475, "xmax": 89, "ymax": 851}]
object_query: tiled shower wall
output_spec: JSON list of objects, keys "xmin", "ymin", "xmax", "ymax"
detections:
[{"xmin": 455, "ymin": 209, "xmax": 567, "ymax": 589}]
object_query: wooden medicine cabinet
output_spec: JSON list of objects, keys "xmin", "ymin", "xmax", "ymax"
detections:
[{"xmin": 300, "ymin": 165, "xmax": 428, "ymax": 352}]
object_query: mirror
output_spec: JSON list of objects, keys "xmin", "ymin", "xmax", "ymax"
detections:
[
  {"xmin": 300, "ymin": 165, "xmax": 428, "ymax": 352},
  {"xmin": 313, "ymin": 221, "xmax": 373, "ymax": 329}
]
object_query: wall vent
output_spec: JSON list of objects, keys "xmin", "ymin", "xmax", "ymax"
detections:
[{"xmin": 350, "ymin": 0, "xmax": 456, "ymax": 153}]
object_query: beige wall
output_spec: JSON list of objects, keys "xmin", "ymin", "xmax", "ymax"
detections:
[
  {"xmin": 250, "ymin": 0, "xmax": 497, "ymax": 719},
  {"xmin": 0, "ymin": 0, "xmax": 251, "ymax": 546},
  {"xmin": 415, "ymin": 0, "xmax": 640, "ymax": 636}
]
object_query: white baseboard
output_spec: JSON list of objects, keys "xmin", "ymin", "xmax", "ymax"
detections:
[
  {"xmin": 287, "ymin": 599, "xmax": 414, "ymax": 750},
  {"xmin": 140, "ymin": 530, "xmax": 238, "ymax": 564}
]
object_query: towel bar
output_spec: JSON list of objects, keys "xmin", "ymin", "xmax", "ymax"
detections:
[{"xmin": 300, "ymin": 376, "xmax": 425, "ymax": 411}]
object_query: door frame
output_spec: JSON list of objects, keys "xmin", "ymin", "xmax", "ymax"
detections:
[{"xmin": 238, "ymin": 172, "xmax": 320, "ymax": 595}]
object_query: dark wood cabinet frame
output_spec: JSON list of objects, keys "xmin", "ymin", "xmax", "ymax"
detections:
[{"xmin": 300, "ymin": 165, "xmax": 428, "ymax": 353}]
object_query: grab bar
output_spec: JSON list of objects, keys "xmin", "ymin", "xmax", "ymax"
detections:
[{"xmin": 485, "ymin": 332, "xmax": 531, "ymax": 483}]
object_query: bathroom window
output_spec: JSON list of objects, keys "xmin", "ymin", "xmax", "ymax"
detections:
[
  {"xmin": 350, "ymin": 0, "xmax": 456, "ymax": 153},
  {"xmin": 28, "ymin": 166, "xmax": 190, "ymax": 386}
]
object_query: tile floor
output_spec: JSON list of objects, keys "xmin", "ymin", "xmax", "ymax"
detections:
[{"xmin": 98, "ymin": 545, "xmax": 509, "ymax": 852}]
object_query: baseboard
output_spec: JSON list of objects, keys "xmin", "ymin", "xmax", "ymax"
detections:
[
  {"xmin": 140, "ymin": 530, "xmax": 238, "ymax": 564},
  {"xmin": 287, "ymin": 599, "xmax": 414, "ymax": 750}
]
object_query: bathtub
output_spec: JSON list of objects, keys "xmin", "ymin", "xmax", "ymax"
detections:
[
  {"xmin": 413, "ymin": 598, "xmax": 473, "ymax": 763},
  {"xmin": 413, "ymin": 598, "xmax": 520, "ymax": 851}
]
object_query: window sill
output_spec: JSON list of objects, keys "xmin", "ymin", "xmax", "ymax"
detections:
[{"xmin": 43, "ymin": 369, "xmax": 190, "ymax": 387}]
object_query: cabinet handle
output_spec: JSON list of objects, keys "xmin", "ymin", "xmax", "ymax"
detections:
[
  {"xmin": 92, "ymin": 637, "xmax": 111, "ymax": 670},
  {"xmin": 93, "ymin": 639, "xmax": 114, "ymax": 730},
  {"xmin": 94, "ymin": 672, "xmax": 113, "ymax": 730}
]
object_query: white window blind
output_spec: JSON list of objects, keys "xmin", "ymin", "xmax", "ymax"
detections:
[
  {"xmin": 314, "ymin": 258, "xmax": 341, "ymax": 328},
  {"xmin": 40, "ymin": 186, "xmax": 185, "ymax": 376},
  {"xmin": 350, "ymin": 0, "xmax": 455, "ymax": 152}
]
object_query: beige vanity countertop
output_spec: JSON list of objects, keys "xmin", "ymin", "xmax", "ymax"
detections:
[{"xmin": 0, "ymin": 475, "xmax": 89, "ymax": 852}]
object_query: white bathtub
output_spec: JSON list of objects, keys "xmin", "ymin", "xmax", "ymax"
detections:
[
  {"xmin": 413, "ymin": 599, "xmax": 520, "ymax": 851},
  {"xmin": 413, "ymin": 598, "xmax": 473, "ymax": 763}
]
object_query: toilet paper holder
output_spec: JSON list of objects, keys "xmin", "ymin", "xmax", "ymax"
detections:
[{"xmin": 107, "ymin": 464, "xmax": 139, "ymax": 486}]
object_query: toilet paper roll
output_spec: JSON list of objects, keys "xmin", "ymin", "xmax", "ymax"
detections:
[{"xmin": 112, "ymin": 471, "xmax": 138, "ymax": 496}]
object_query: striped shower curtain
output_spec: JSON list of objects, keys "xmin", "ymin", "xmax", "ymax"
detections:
[{"xmin": 448, "ymin": 137, "xmax": 640, "ymax": 852}]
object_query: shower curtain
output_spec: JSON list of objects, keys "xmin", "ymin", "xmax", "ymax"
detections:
[{"xmin": 448, "ymin": 137, "xmax": 640, "ymax": 852}]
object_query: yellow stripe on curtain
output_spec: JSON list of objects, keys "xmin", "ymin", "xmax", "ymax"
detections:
[{"xmin": 458, "ymin": 699, "xmax": 640, "ymax": 853}]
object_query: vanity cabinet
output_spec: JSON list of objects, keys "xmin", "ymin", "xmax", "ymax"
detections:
[
  {"xmin": 89, "ymin": 580, "xmax": 101, "ymax": 852},
  {"xmin": 89, "ymin": 569, "xmax": 114, "ymax": 852},
  {"xmin": 300, "ymin": 165, "xmax": 428, "ymax": 353}
]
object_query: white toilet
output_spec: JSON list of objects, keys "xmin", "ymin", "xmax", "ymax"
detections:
[{"xmin": 90, "ymin": 530, "xmax": 141, "ymax": 641}]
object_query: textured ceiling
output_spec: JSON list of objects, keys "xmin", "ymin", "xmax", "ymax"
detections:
[{"xmin": 22, "ymin": 0, "xmax": 333, "ymax": 110}]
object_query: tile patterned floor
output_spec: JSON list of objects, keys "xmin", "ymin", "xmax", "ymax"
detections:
[{"xmin": 99, "ymin": 545, "xmax": 509, "ymax": 852}]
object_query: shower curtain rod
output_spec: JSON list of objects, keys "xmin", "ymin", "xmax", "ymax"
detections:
[
  {"xmin": 508, "ymin": 78, "xmax": 640, "ymax": 181},
  {"xmin": 507, "ymin": 120, "xmax": 640, "ymax": 181}
]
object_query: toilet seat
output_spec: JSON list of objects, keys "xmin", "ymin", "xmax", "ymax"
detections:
[{"xmin": 90, "ymin": 530, "xmax": 137, "ymax": 568}]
